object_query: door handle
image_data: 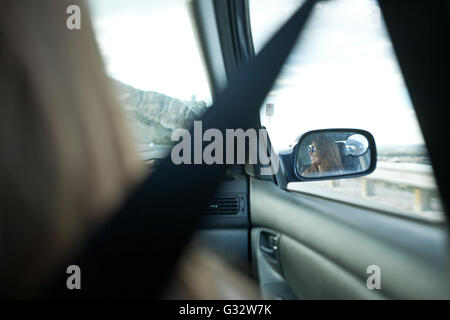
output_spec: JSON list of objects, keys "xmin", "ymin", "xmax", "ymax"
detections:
[{"xmin": 260, "ymin": 231, "xmax": 279, "ymax": 260}]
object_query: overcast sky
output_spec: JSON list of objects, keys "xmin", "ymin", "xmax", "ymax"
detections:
[
  {"xmin": 88, "ymin": 0, "xmax": 212, "ymax": 102},
  {"xmin": 251, "ymin": 0, "xmax": 424, "ymax": 149}
]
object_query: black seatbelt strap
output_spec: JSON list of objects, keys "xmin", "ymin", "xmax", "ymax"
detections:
[{"xmin": 44, "ymin": 0, "xmax": 318, "ymax": 299}]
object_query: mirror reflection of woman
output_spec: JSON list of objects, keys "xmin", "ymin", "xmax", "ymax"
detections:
[{"xmin": 302, "ymin": 135, "xmax": 343, "ymax": 177}]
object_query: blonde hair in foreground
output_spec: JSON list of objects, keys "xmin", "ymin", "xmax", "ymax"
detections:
[{"xmin": 0, "ymin": 0, "xmax": 143, "ymax": 297}]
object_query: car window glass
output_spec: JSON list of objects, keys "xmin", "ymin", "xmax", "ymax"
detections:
[
  {"xmin": 249, "ymin": 0, "xmax": 444, "ymax": 221},
  {"xmin": 88, "ymin": 0, "xmax": 212, "ymax": 158}
]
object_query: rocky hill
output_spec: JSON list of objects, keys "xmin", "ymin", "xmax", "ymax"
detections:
[{"xmin": 111, "ymin": 78, "xmax": 208, "ymax": 145}]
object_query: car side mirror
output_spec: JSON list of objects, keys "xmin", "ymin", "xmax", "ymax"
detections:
[{"xmin": 277, "ymin": 129, "xmax": 377, "ymax": 185}]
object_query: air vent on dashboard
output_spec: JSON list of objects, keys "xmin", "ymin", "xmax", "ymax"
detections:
[{"xmin": 205, "ymin": 195, "xmax": 240, "ymax": 215}]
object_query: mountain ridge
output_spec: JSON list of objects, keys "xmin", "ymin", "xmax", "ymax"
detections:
[{"xmin": 111, "ymin": 78, "xmax": 208, "ymax": 145}]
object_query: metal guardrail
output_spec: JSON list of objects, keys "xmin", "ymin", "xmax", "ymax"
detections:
[
  {"xmin": 289, "ymin": 162, "xmax": 443, "ymax": 221},
  {"xmin": 362, "ymin": 162, "xmax": 437, "ymax": 212},
  {"xmin": 137, "ymin": 144, "xmax": 172, "ymax": 161}
]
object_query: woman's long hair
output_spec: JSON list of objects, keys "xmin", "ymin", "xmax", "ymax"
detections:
[
  {"xmin": 303, "ymin": 135, "xmax": 343, "ymax": 175},
  {"xmin": 0, "ymin": 0, "xmax": 259, "ymax": 300},
  {"xmin": 0, "ymin": 0, "xmax": 143, "ymax": 297}
]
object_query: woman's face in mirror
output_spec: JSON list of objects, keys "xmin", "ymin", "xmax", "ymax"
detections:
[{"xmin": 308, "ymin": 141, "xmax": 319, "ymax": 164}]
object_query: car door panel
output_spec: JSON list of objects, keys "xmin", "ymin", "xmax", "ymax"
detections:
[
  {"xmin": 197, "ymin": 169, "xmax": 250, "ymax": 268},
  {"xmin": 279, "ymin": 233, "xmax": 384, "ymax": 299},
  {"xmin": 250, "ymin": 177, "xmax": 450, "ymax": 299},
  {"xmin": 251, "ymin": 228, "xmax": 297, "ymax": 300}
]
